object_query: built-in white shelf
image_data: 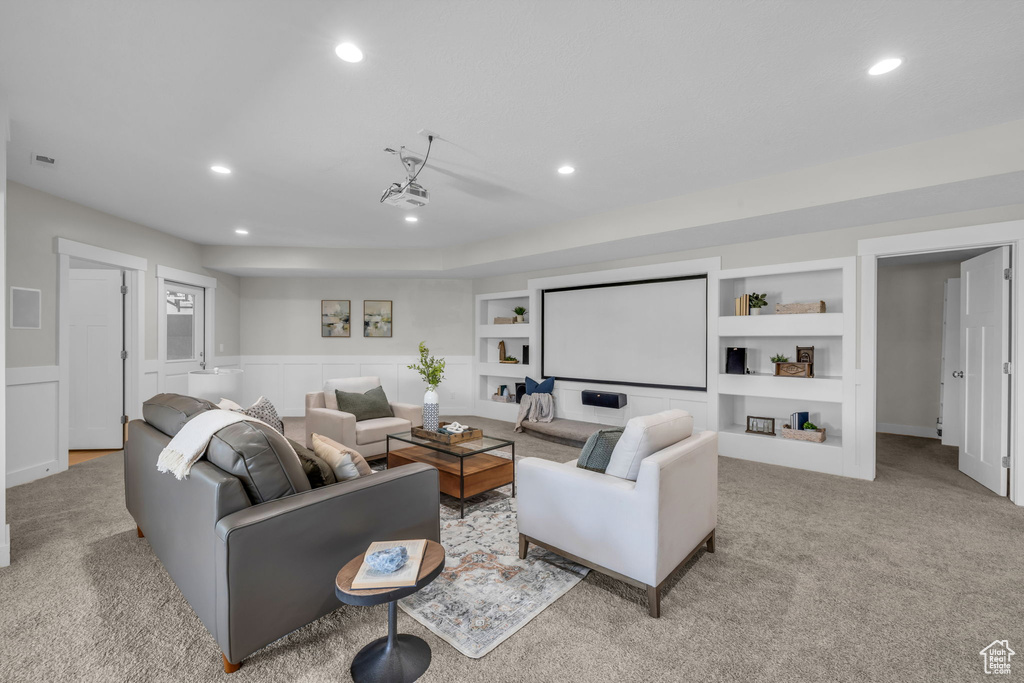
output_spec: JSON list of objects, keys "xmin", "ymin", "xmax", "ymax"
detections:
[
  {"xmin": 718, "ymin": 312, "xmax": 843, "ymax": 337},
  {"xmin": 478, "ymin": 362, "xmax": 533, "ymax": 378},
  {"xmin": 477, "ymin": 323, "xmax": 533, "ymax": 338},
  {"xmin": 718, "ymin": 373, "xmax": 842, "ymax": 402},
  {"xmin": 718, "ymin": 426, "xmax": 844, "ymax": 476}
]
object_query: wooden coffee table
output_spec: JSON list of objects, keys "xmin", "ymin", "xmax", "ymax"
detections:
[
  {"xmin": 386, "ymin": 431, "xmax": 515, "ymax": 518},
  {"xmin": 335, "ymin": 540, "xmax": 445, "ymax": 683}
]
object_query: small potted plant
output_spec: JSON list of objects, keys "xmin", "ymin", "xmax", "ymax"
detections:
[
  {"xmin": 512, "ymin": 306, "xmax": 526, "ymax": 323},
  {"xmin": 502, "ymin": 355, "xmax": 519, "ymax": 364},
  {"xmin": 749, "ymin": 292, "xmax": 767, "ymax": 315},
  {"xmin": 770, "ymin": 353, "xmax": 790, "ymax": 363}
]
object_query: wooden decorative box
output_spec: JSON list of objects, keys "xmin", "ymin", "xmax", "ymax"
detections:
[
  {"xmin": 781, "ymin": 426, "xmax": 826, "ymax": 443},
  {"xmin": 493, "ymin": 316, "xmax": 516, "ymax": 324},
  {"xmin": 776, "ymin": 301, "xmax": 826, "ymax": 315},
  {"xmin": 491, "ymin": 394, "xmax": 515, "ymax": 403},
  {"xmin": 775, "ymin": 361, "xmax": 814, "ymax": 378},
  {"xmin": 411, "ymin": 422, "xmax": 484, "ymax": 445}
]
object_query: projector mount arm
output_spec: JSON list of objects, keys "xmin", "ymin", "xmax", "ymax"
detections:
[{"xmin": 380, "ymin": 135, "xmax": 433, "ymax": 202}]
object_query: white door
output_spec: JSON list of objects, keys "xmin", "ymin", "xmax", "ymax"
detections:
[
  {"xmin": 163, "ymin": 282, "xmax": 205, "ymax": 395},
  {"xmin": 959, "ymin": 247, "xmax": 1010, "ymax": 495},
  {"xmin": 940, "ymin": 278, "xmax": 963, "ymax": 447},
  {"xmin": 69, "ymin": 269, "xmax": 124, "ymax": 449}
]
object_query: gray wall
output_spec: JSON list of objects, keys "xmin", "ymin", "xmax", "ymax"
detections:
[
  {"xmin": 876, "ymin": 260, "xmax": 962, "ymax": 434},
  {"xmin": 5, "ymin": 181, "xmax": 241, "ymax": 366},
  {"xmin": 239, "ymin": 277, "xmax": 474, "ymax": 356}
]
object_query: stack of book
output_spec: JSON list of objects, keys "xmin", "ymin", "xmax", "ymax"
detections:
[
  {"xmin": 734, "ymin": 294, "xmax": 750, "ymax": 316},
  {"xmin": 351, "ymin": 539, "xmax": 427, "ymax": 590}
]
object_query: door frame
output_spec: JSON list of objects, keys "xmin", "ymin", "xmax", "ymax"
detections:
[
  {"xmin": 858, "ymin": 220, "xmax": 1024, "ymax": 504},
  {"xmin": 56, "ymin": 239, "xmax": 146, "ymax": 472},
  {"xmin": 155, "ymin": 265, "xmax": 216, "ymax": 392}
]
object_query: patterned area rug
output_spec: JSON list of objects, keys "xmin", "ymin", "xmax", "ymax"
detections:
[{"xmin": 397, "ymin": 465, "xmax": 589, "ymax": 659}]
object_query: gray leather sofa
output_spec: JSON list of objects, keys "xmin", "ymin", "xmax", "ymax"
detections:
[{"xmin": 124, "ymin": 394, "xmax": 440, "ymax": 673}]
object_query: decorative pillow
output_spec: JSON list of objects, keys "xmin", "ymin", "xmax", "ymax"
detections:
[
  {"xmin": 525, "ymin": 376, "xmax": 555, "ymax": 395},
  {"xmin": 311, "ymin": 433, "xmax": 362, "ymax": 481},
  {"xmin": 334, "ymin": 385, "xmax": 394, "ymax": 422},
  {"xmin": 205, "ymin": 421, "xmax": 311, "ymax": 503},
  {"xmin": 288, "ymin": 438, "xmax": 337, "ymax": 488},
  {"xmin": 142, "ymin": 393, "xmax": 216, "ymax": 437},
  {"xmin": 576, "ymin": 428, "xmax": 625, "ymax": 473},
  {"xmin": 217, "ymin": 398, "xmax": 243, "ymax": 411},
  {"xmin": 242, "ymin": 396, "xmax": 284, "ymax": 434},
  {"xmin": 312, "ymin": 433, "xmax": 373, "ymax": 477},
  {"xmin": 605, "ymin": 409, "xmax": 694, "ymax": 481}
]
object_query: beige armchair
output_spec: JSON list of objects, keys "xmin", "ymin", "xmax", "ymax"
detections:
[
  {"xmin": 517, "ymin": 410, "xmax": 717, "ymax": 617},
  {"xmin": 304, "ymin": 376, "xmax": 423, "ymax": 458}
]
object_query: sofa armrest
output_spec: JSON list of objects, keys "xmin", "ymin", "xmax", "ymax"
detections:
[
  {"xmin": 517, "ymin": 457, "xmax": 658, "ymax": 583},
  {"xmin": 390, "ymin": 402, "xmax": 423, "ymax": 428},
  {"xmin": 214, "ymin": 463, "xmax": 440, "ymax": 663},
  {"xmin": 305, "ymin": 406, "xmax": 356, "ymax": 450},
  {"xmin": 305, "ymin": 391, "xmax": 326, "ymax": 411}
]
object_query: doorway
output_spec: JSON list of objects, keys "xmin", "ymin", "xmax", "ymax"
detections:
[
  {"xmin": 67, "ymin": 260, "xmax": 126, "ymax": 454},
  {"xmin": 875, "ymin": 246, "xmax": 1012, "ymax": 496},
  {"xmin": 162, "ymin": 281, "xmax": 206, "ymax": 395}
]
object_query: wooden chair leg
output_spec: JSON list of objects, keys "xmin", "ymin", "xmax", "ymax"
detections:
[
  {"xmin": 223, "ymin": 654, "xmax": 241, "ymax": 674},
  {"xmin": 647, "ymin": 585, "xmax": 661, "ymax": 618},
  {"xmin": 706, "ymin": 529, "xmax": 715, "ymax": 553},
  {"xmin": 136, "ymin": 526, "xmax": 144, "ymax": 538},
  {"xmin": 518, "ymin": 534, "xmax": 529, "ymax": 560}
]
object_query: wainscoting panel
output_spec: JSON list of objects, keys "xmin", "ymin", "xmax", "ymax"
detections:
[
  {"xmin": 6, "ymin": 366, "xmax": 61, "ymax": 487},
  {"xmin": 240, "ymin": 356, "xmax": 473, "ymax": 417}
]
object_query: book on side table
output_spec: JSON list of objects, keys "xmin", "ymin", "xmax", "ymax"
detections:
[{"xmin": 350, "ymin": 539, "xmax": 428, "ymax": 590}]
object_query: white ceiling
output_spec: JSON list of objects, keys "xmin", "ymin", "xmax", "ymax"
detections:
[{"xmin": 2, "ymin": 1, "xmax": 1023, "ymax": 255}]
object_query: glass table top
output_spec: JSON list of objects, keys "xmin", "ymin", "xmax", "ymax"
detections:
[{"xmin": 387, "ymin": 430, "xmax": 514, "ymax": 457}]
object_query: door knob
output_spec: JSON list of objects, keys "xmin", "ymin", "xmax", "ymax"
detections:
[{"xmin": 953, "ymin": 371, "xmax": 964, "ymax": 378}]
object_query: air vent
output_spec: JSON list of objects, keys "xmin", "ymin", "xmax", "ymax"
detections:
[{"xmin": 31, "ymin": 153, "xmax": 57, "ymax": 168}]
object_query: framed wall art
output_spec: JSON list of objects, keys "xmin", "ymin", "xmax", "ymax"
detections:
[
  {"xmin": 364, "ymin": 300, "xmax": 393, "ymax": 337},
  {"xmin": 321, "ymin": 300, "xmax": 351, "ymax": 337}
]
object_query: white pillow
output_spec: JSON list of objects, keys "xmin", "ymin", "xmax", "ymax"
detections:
[
  {"xmin": 217, "ymin": 398, "xmax": 243, "ymax": 411},
  {"xmin": 604, "ymin": 410, "xmax": 694, "ymax": 481},
  {"xmin": 311, "ymin": 433, "xmax": 361, "ymax": 481}
]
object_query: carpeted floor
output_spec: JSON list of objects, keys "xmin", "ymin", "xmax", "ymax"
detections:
[{"xmin": 2, "ymin": 419, "xmax": 1022, "ymax": 682}]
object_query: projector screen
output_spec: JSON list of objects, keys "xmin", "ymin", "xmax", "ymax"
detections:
[{"xmin": 542, "ymin": 275, "xmax": 707, "ymax": 390}]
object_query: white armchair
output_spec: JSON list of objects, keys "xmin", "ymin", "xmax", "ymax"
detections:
[
  {"xmin": 304, "ymin": 376, "xmax": 422, "ymax": 458},
  {"xmin": 517, "ymin": 410, "xmax": 717, "ymax": 617}
]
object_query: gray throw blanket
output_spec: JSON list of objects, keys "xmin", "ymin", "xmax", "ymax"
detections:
[{"xmin": 515, "ymin": 393, "xmax": 554, "ymax": 432}]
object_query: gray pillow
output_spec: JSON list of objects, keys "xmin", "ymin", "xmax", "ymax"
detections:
[
  {"xmin": 242, "ymin": 395, "xmax": 284, "ymax": 434},
  {"xmin": 206, "ymin": 421, "xmax": 310, "ymax": 504},
  {"xmin": 577, "ymin": 428, "xmax": 625, "ymax": 473},
  {"xmin": 288, "ymin": 438, "xmax": 337, "ymax": 489},
  {"xmin": 334, "ymin": 385, "xmax": 394, "ymax": 422},
  {"xmin": 142, "ymin": 393, "xmax": 216, "ymax": 437}
]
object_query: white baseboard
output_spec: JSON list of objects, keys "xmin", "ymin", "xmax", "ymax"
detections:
[
  {"xmin": 0, "ymin": 524, "xmax": 9, "ymax": 567},
  {"xmin": 7, "ymin": 460, "xmax": 60, "ymax": 488},
  {"xmin": 876, "ymin": 422, "xmax": 939, "ymax": 439}
]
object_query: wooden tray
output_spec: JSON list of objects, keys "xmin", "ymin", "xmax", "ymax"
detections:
[
  {"xmin": 781, "ymin": 427, "xmax": 826, "ymax": 443},
  {"xmin": 775, "ymin": 361, "xmax": 813, "ymax": 378},
  {"xmin": 498, "ymin": 360, "xmax": 520, "ymax": 364},
  {"xmin": 411, "ymin": 422, "xmax": 484, "ymax": 445},
  {"xmin": 776, "ymin": 301, "xmax": 826, "ymax": 314}
]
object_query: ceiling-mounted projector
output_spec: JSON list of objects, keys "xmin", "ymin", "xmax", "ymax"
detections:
[
  {"xmin": 380, "ymin": 134, "xmax": 434, "ymax": 209},
  {"xmin": 380, "ymin": 181, "xmax": 429, "ymax": 208}
]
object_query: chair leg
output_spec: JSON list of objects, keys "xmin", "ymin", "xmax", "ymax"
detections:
[
  {"xmin": 518, "ymin": 534, "xmax": 529, "ymax": 560},
  {"xmin": 136, "ymin": 526, "xmax": 144, "ymax": 538},
  {"xmin": 707, "ymin": 529, "xmax": 715, "ymax": 553},
  {"xmin": 647, "ymin": 585, "xmax": 661, "ymax": 618},
  {"xmin": 223, "ymin": 654, "xmax": 241, "ymax": 674}
]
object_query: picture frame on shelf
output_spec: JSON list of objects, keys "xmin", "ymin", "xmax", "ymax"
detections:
[
  {"xmin": 745, "ymin": 416, "xmax": 776, "ymax": 436},
  {"xmin": 796, "ymin": 346, "xmax": 815, "ymax": 364}
]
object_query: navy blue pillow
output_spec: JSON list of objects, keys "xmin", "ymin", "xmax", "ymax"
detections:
[{"xmin": 525, "ymin": 376, "xmax": 555, "ymax": 395}]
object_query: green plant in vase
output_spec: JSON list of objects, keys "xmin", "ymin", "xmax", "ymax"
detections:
[
  {"xmin": 512, "ymin": 306, "xmax": 527, "ymax": 323},
  {"xmin": 770, "ymin": 353, "xmax": 790, "ymax": 363},
  {"xmin": 503, "ymin": 355, "xmax": 519, "ymax": 364},
  {"xmin": 407, "ymin": 341, "xmax": 446, "ymax": 431},
  {"xmin": 749, "ymin": 292, "xmax": 767, "ymax": 315}
]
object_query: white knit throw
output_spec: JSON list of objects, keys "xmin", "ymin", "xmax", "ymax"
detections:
[{"xmin": 156, "ymin": 410, "xmax": 268, "ymax": 480}]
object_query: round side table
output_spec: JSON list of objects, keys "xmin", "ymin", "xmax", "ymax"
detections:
[{"xmin": 335, "ymin": 540, "xmax": 445, "ymax": 683}]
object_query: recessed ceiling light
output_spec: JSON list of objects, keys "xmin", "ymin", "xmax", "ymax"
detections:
[
  {"xmin": 210, "ymin": 165, "xmax": 232, "ymax": 174},
  {"xmin": 868, "ymin": 57, "xmax": 903, "ymax": 76},
  {"xmin": 234, "ymin": 228, "xmax": 249, "ymax": 235},
  {"xmin": 557, "ymin": 165, "xmax": 575, "ymax": 175},
  {"xmin": 335, "ymin": 42, "xmax": 363, "ymax": 63},
  {"xmin": 405, "ymin": 216, "xmax": 419, "ymax": 223}
]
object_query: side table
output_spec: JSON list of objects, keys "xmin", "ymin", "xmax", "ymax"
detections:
[{"xmin": 335, "ymin": 540, "xmax": 445, "ymax": 683}]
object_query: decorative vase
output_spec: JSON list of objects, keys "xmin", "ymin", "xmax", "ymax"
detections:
[
  {"xmin": 423, "ymin": 387, "xmax": 440, "ymax": 432},
  {"xmin": 750, "ymin": 308, "xmax": 762, "ymax": 316},
  {"xmin": 516, "ymin": 314, "xmax": 524, "ymax": 323}
]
